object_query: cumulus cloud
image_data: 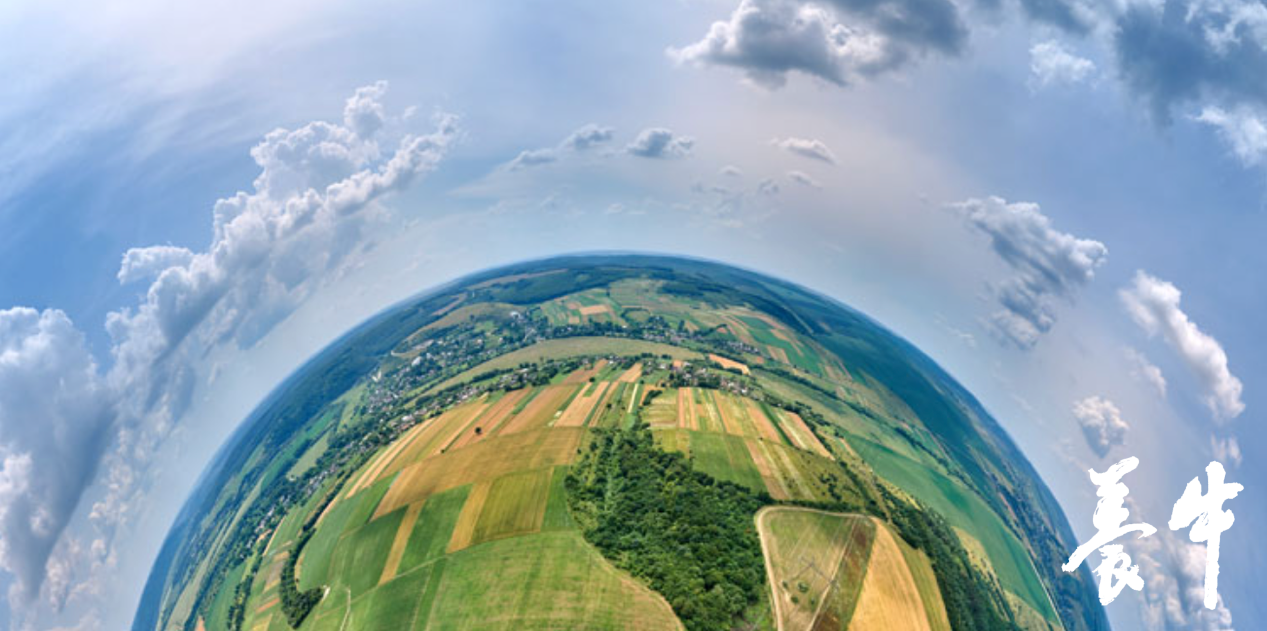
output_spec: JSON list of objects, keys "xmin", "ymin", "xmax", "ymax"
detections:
[
  {"xmin": 1194, "ymin": 107, "xmax": 1267, "ymax": 166},
  {"xmin": 787, "ymin": 170, "xmax": 822, "ymax": 188},
  {"xmin": 116, "ymin": 246, "xmax": 195, "ymax": 285},
  {"xmin": 1119, "ymin": 271, "xmax": 1244, "ymax": 421},
  {"xmin": 0, "ymin": 308, "xmax": 114, "ymax": 606},
  {"xmin": 502, "ymin": 123, "xmax": 615, "ymax": 170},
  {"xmin": 0, "ymin": 83, "xmax": 457, "ymax": 623},
  {"xmin": 1029, "ymin": 40, "xmax": 1096, "ymax": 87},
  {"xmin": 669, "ymin": 0, "xmax": 967, "ymax": 89},
  {"xmin": 949, "ymin": 196, "xmax": 1108, "ymax": 349},
  {"xmin": 626, "ymin": 128, "xmax": 694, "ymax": 158},
  {"xmin": 506, "ymin": 148, "xmax": 558, "ymax": 170},
  {"xmin": 1072, "ymin": 395, "xmax": 1129, "ymax": 457},
  {"xmin": 721, "ymin": 165, "xmax": 744, "ymax": 177},
  {"xmin": 561, "ymin": 123, "xmax": 614, "ymax": 151},
  {"xmin": 773, "ymin": 136, "xmax": 837, "ymax": 163},
  {"xmin": 1125, "ymin": 347, "xmax": 1169, "ymax": 398}
]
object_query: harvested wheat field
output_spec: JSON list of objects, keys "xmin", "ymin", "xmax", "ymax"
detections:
[
  {"xmin": 848, "ymin": 521, "xmax": 936, "ymax": 631},
  {"xmin": 373, "ymin": 427, "xmax": 583, "ymax": 519},
  {"xmin": 557, "ymin": 381, "xmax": 611, "ymax": 427},
  {"xmin": 709, "ymin": 353, "xmax": 750, "ymax": 374},
  {"xmin": 757, "ymin": 506, "xmax": 875, "ymax": 631}
]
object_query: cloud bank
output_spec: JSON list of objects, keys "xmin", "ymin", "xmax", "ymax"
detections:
[
  {"xmin": 0, "ymin": 82, "xmax": 457, "ymax": 627},
  {"xmin": 0, "ymin": 309, "xmax": 115, "ymax": 606}
]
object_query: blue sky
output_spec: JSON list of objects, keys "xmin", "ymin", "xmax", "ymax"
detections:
[{"xmin": 0, "ymin": 1, "xmax": 1263, "ymax": 629}]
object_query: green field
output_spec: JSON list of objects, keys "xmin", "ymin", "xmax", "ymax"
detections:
[
  {"xmin": 471, "ymin": 468, "xmax": 552, "ymax": 545},
  {"xmin": 541, "ymin": 466, "xmax": 575, "ymax": 531},
  {"xmin": 427, "ymin": 337, "xmax": 702, "ymax": 394},
  {"xmin": 421, "ymin": 530, "xmax": 681, "ymax": 630},
  {"xmin": 398, "ymin": 485, "xmax": 472, "ymax": 574},
  {"xmin": 687, "ymin": 430, "xmax": 766, "ymax": 492},
  {"xmin": 328, "ymin": 507, "xmax": 407, "ymax": 598},
  {"xmin": 852, "ymin": 437, "xmax": 1054, "ymax": 619},
  {"xmin": 149, "ymin": 257, "xmax": 1100, "ymax": 631}
]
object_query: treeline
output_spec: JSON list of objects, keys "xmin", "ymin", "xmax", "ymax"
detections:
[
  {"xmin": 566, "ymin": 423, "xmax": 772, "ymax": 631},
  {"xmin": 877, "ymin": 484, "xmax": 1021, "ymax": 631}
]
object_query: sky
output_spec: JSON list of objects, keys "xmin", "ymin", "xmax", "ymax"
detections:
[{"xmin": 0, "ymin": 0, "xmax": 1263, "ymax": 629}]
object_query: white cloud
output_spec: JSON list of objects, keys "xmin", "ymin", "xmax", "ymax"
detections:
[
  {"xmin": 1130, "ymin": 527, "xmax": 1237, "ymax": 631},
  {"xmin": 0, "ymin": 308, "xmax": 114, "ymax": 607},
  {"xmin": 1126, "ymin": 346, "xmax": 1168, "ymax": 398},
  {"xmin": 116, "ymin": 246, "xmax": 195, "ymax": 285},
  {"xmin": 668, "ymin": 0, "xmax": 967, "ymax": 89},
  {"xmin": 787, "ymin": 170, "xmax": 822, "ymax": 188},
  {"xmin": 1119, "ymin": 271, "xmax": 1244, "ymax": 421},
  {"xmin": 503, "ymin": 123, "xmax": 615, "ymax": 171},
  {"xmin": 757, "ymin": 178, "xmax": 781, "ymax": 195},
  {"xmin": 1193, "ymin": 107, "xmax": 1267, "ymax": 166},
  {"xmin": 561, "ymin": 123, "xmax": 614, "ymax": 151},
  {"xmin": 626, "ymin": 127, "xmax": 694, "ymax": 159},
  {"xmin": 1072, "ymin": 395, "xmax": 1129, "ymax": 457},
  {"xmin": 506, "ymin": 148, "xmax": 557, "ymax": 170},
  {"xmin": 773, "ymin": 136, "xmax": 837, "ymax": 164},
  {"xmin": 1211, "ymin": 435, "xmax": 1242, "ymax": 468},
  {"xmin": 1029, "ymin": 40, "xmax": 1096, "ymax": 87},
  {"xmin": 0, "ymin": 83, "xmax": 457, "ymax": 626},
  {"xmin": 720, "ymin": 165, "xmax": 743, "ymax": 177},
  {"xmin": 948, "ymin": 196, "xmax": 1108, "ymax": 349}
]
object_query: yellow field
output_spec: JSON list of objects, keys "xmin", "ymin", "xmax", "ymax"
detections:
[
  {"xmin": 642, "ymin": 387, "xmax": 679, "ymax": 429},
  {"xmin": 447, "ymin": 480, "xmax": 491, "ymax": 553},
  {"xmin": 848, "ymin": 523, "xmax": 933, "ymax": 631},
  {"xmin": 617, "ymin": 363, "xmax": 643, "ymax": 382},
  {"xmin": 745, "ymin": 398, "xmax": 785, "ymax": 444},
  {"xmin": 709, "ymin": 353, "xmax": 750, "ymax": 374},
  {"xmin": 746, "ymin": 439, "xmax": 789, "ymax": 500},
  {"xmin": 775, "ymin": 409, "xmax": 833, "ymax": 460},
  {"xmin": 557, "ymin": 381, "xmax": 611, "ymax": 427},
  {"xmin": 563, "ymin": 359, "xmax": 608, "ymax": 383},
  {"xmin": 374, "ymin": 427, "xmax": 583, "ymax": 519},
  {"xmin": 893, "ymin": 530, "xmax": 952, "ymax": 631},
  {"xmin": 379, "ymin": 502, "xmax": 423, "ymax": 583},
  {"xmin": 449, "ymin": 389, "xmax": 528, "ymax": 450},
  {"xmin": 676, "ymin": 388, "xmax": 699, "ymax": 430},
  {"xmin": 498, "ymin": 385, "xmax": 579, "ymax": 435},
  {"xmin": 712, "ymin": 390, "xmax": 751, "ymax": 437},
  {"xmin": 757, "ymin": 507, "xmax": 871, "ymax": 631}
]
